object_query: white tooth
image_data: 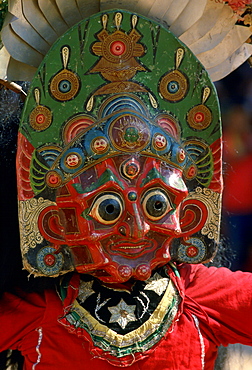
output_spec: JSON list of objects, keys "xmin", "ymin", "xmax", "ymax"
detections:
[{"xmin": 119, "ymin": 245, "xmax": 144, "ymax": 249}]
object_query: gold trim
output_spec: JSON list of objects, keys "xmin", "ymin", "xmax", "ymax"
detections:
[
  {"xmin": 72, "ymin": 279, "xmax": 178, "ymax": 348},
  {"xmin": 184, "ymin": 187, "xmax": 221, "ymax": 242},
  {"xmin": 19, "ymin": 197, "xmax": 56, "ymax": 254}
]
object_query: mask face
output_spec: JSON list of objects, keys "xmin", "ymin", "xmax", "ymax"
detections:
[
  {"xmin": 39, "ymin": 156, "xmax": 188, "ymax": 282},
  {"xmin": 17, "ymin": 10, "xmax": 222, "ymax": 281}
]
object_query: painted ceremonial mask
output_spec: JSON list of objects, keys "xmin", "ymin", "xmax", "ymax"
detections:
[{"xmin": 17, "ymin": 10, "xmax": 222, "ymax": 283}]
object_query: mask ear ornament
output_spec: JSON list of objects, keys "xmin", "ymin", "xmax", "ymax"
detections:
[
  {"xmin": 174, "ymin": 238, "xmax": 208, "ymax": 264},
  {"xmin": 36, "ymin": 246, "xmax": 65, "ymax": 276},
  {"xmin": 170, "ymin": 184, "xmax": 222, "ymax": 264},
  {"xmin": 170, "ymin": 198, "xmax": 208, "ymax": 263}
]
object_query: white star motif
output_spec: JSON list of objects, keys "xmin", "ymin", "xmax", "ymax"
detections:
[
  {"xmin": 144, "ymin": 273, "xmax": 169, "ymax": 296},
  {"xmin": 108, "ymin": 299, "xmax": 137, "ymax": 329},
  {"xmin": 78, "ymin": 280, "xmax": 95, "ymax": 303}
]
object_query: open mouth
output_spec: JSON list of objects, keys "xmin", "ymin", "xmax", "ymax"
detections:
[{"xmin": 108, "ymin": 240, "xmax": 155, "ymax": 257}]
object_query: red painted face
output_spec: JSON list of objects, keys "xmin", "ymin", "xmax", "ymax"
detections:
[{"xmin": 39, "ymin": 156, "xmax": 188, "ymax": 282}]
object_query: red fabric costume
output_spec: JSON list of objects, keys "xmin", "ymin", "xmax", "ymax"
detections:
[
  {"xmin": 1, "ymin": 264, "xmax": 252, "ymax": 370},
  {"xmin": 1, "ymin": 5, "xmax": 252, "ymax": 370}
]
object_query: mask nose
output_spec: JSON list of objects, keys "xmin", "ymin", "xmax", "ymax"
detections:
[{"xmin": 118, "ymin": 193, "xmax": 150, "ymax": 239}]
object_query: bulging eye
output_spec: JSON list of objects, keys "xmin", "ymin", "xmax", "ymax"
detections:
[
  {"xmin": 89, "ymin": 193, "xmax": 123, "ymax": 224},
  {"xmin": 142, "ymin": 189, "xmax": 172, "ymax": 220}
]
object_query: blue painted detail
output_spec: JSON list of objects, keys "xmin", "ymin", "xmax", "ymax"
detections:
[
  {"xmin": 177, "ymin": 238, "xmax": 206, "ymax": 263},
  {"xmin": 167, "ymin": 81, "xmax": 179, "ymax": 94},
  {"xmin": 59, "ymin": 80, "xmax": 72, "ymax": 93},
  {"xmin": 100, "ymin": 95, "xmax": 147, "ymax": 117},
  {"xmin": 36, "ymin": 246, "xmax": 64, "ymax": 275}
]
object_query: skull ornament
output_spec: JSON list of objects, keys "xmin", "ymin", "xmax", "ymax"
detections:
[
  {"xmin": 92, "ymin": 137, "xmax": 109, "ymax": 153},
  {"xmin": 65, "ymin": 154, "xmax": 80, "ymax": 168},
  {"xmin": 153, "ymin": 134, "xmax": 167, "ymax": 150}
]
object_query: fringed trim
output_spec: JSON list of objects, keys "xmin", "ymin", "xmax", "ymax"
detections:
[
  {"xmin": 192, "ymin": 314, "xmax": 205, "ymax": 370},
  {"xmin": 32, "ymin": 327, "xmax": 43, "ymax": 369}
]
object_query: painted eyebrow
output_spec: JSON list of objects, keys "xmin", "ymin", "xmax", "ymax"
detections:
[
  {"xmin": 140, "ymin": 167, "xmax": 167, "ymax": 187},
  {"xmin": 72, "ymin": 168, "xmax": 125, "ymax": 194}
]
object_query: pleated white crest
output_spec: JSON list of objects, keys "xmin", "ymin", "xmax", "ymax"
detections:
[{"xmin": 0, "ymin": 0, "xmax": 251, "ymax": 81}]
